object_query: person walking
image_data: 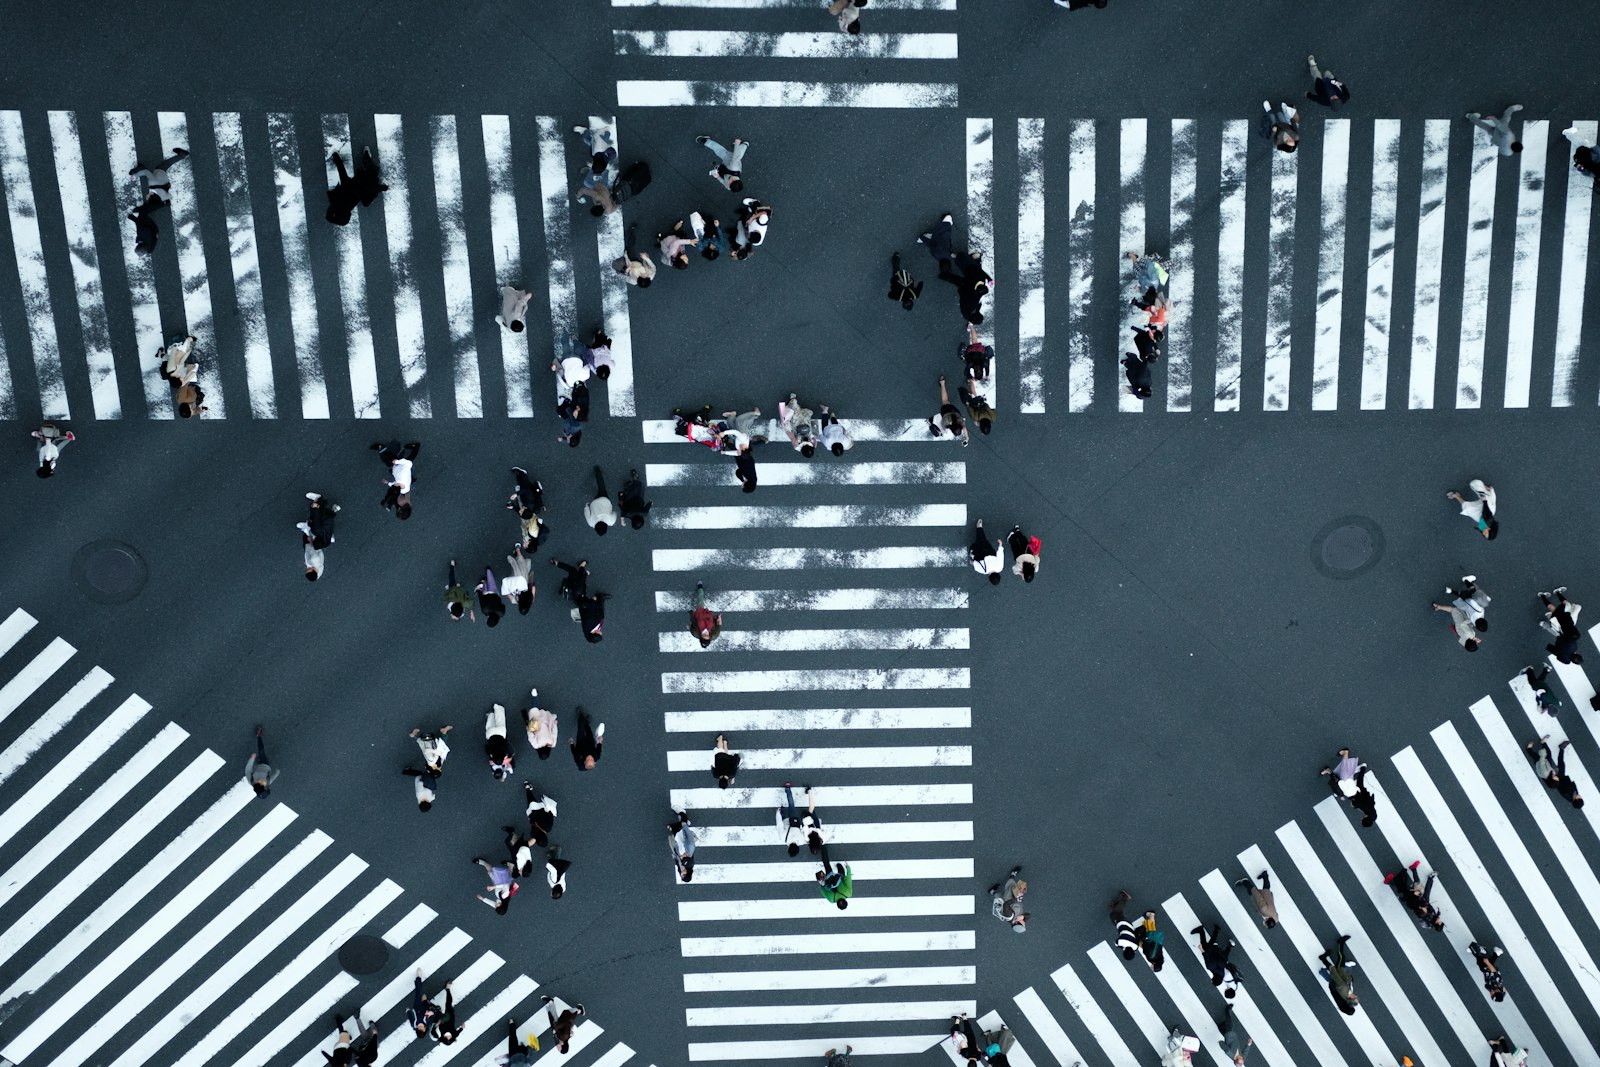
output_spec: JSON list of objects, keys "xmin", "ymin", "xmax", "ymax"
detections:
[
  {"xmin": 574, "ymin": 588, "xmax": 608, "ymax": 642},
  {"xmin": 619, "ymin": 468, "xmax": 652, "ymax": 529},
  {"xmin": 477, "ymin": 569, "xmax": 508, "ymax": 628},
  {"xmin": 970, "ymin": 519, "xmax": 1004, "ymax": 585},
  {"xmin": 1317, "ymin": 935, "xmax": 1360, "ymax": 1014},
  {"xmin": 958, "ymin": 383, "xmax": 996, "ymax": 436},
  {"xmin": 245, "ymin": 725, "xmax": 280, "ymax": 798},
  {"xmin": 570, "ymin": 708, "xmax": 604, "ymax": 770},
  {"xmin": 1561, "ymin": 125, "xmax": 1600, "ymax": 186},
  {"xmin": 403, "ymin": 763, "xmax": 439, "ymax": 811},
  {"xmin": 297, "ymin": 492, "xmax": 339, "ymax": 581},
  {"xmin": 1488, "ymin": 1035, "xmax": 1528, "ymax": 1067},
  {"xmin": 352, "ymin": 1021, "xmax": 380, "ymax": 1066},
  {"xmin": 513, "ymin": 498, "xmax": 547, "ymax": 554},
  {"xmin": 1123, "ymin": 350, "xmax": 1154, "ymax": 400},
  {"xmin": 523, "ymin": 783, "xmax": 558, "ymax": 846},
  {"xmin": 426, "ymin": 981, "xmax": 462, "ymax": 1043},
  {"xmin": 525, "ymin": 690, "xmax": 557, "ymax": 760},
  {"xmin": 508, "ymin": 465, "xmax": 546, "ymax": 515},
  {"xmin": 374, "ymin": 440, "xmax": 420, "ymax": 520},
  {"xmin": 930, "ymin": 376, "xmax": 970, "ymax": 445},
  {"xmin": 127, "ymin": 147, "xmax": 189, "ymax": 222},
  {"xmin": 669, "ymin": 810, "xmax": 697, "ymax": 882},
  {"xmin": 738, "ymin": 198, "xmax": 772, "ymax": 247},
  {"xmin": 1111, "ymin": 889, "xmax": 1142, "ymax": 959},
  {"xmin": 1466, "ymin": 105, "xmax": 1525, "ymax": 156},
  {"xmin": 502, "ymin": 545, "xmax": 534, "ymax": 614},
  {"xmin": 444, "ymin": 560, "xmax": 474, "ymax": 621},
  {"xmin": 1233, "ymin": 870, "xmax": 1278, "ymax": 929},
  {"xmin": 553, "ymin": 558, "xmax": 591, "ymax": 600},
  {"xmin": 818, "ymin": 405, "xmax": 853, "ymax": 456},
  {"xmin": 941, "ymin": 250, "xmax": 992, "ymax": 325},
  {"xmin": 817, "ymin": 860, "xmax": 853, "ymax": 909},
  {"xmin": 1445, "ymin": 574, "xmax": 1490, "ymax": 629},
  {"xmin": 1304, "ymin": 55, "xmax": 1350, "ymax": 109},
  {"xmin": 1216, "ymin": 1004, "xmax": 1253, "ymax": 1065},
  {"xmin": 575, "ymin": 157, "xmax": 615, "ymax": 217},
  {"xmin": 888, "ymin": 252, "xmax": 922, "ymax": 309},
  {"xmin": 692, "ymin": 212, "xmax": 726, "ymax": 260},
  {"xmin": 1140, "ymin": 909, "xmax": 1167, "ymax": 971},
  {"xmin": 326, "ymin": 148, "xmax": 387, "ymax": 224},
  {"xmin": 1527, "ymin": 735, "xmax": 1585, "ymax": 807},
  {"xmin": 735, "ymin": 441, "xmax": 759, "ymax": 493},
  {"xmin": 475, "ymin": 862, "xmax": 520, "ymax": 914},
  {"xmin": 497, "ymin": 286, "xmax": 532, "ymax": 333},
  {"xmin": 1260, "ymin": 101, "xmax": 1300, "ymax": 152},
  {"xmin": 775, "ymin": 783, "xmax": 825, "ymax": 858},
  {"xmin": 712, "ymin": 733, "xmax": 741, "ymax": 787},
  {"xmin": 1432, "ymin": 598, "xmax": 1484, "ymax": 652},
  {"xmin": 823, "ymin": 1046, "xmax": 854, "ymax": 1067},
  {"xmin": 918, "ymin": 212, "xmax": 956, "ymax": 275},
  {"xmin": 779, "ymin": 394, "xmax": 818, "ymax": 456},
  {"xmin": 1383, "ymin": 861, "xmax": 1445, "ymax": 930},
  {"xmin": 1008, "ymin": 525, "xmax": 1041, "ymax": 582},
  {"xmin": 1522, "ymin": 664, "xmax": 1563, "ymax": 715},
  {"xmin": 612, "ymin": 242, "xmax": 656, "ymax": 288},
  {"xmin": 584, "ymin": 466, "xmax": 619, "ymax": 535},
  {"xmin": 546, "ymin": 846, "xmax": 574, "ymax": 899},
  {"xmin": 658, "ymin": 221, "xmax": 699, "ymax": 270},
  {"xmin": 408, "ymin": 971, "xmax": 442, "ymax": 1037},
  {"xmin": 580, "ymin": 328, "xmax": 617, "ymax": 379},
  {"xmin": 690, "ymin": 582, "xmax": 723, "ymax": 648},
  {"xmin": 697, "ymin": 133, "xmax": 748, "ymax": 192},
  {"xmin": 157, "ymin": 333, "xmax": 198, "ymax": 387},
  {"xmin": 30, "ymin": 423, "xmax": 74, "ymax": 478},
  {"xmin": 949, "ymin": 1014, "xmax": 984, "ymax": 1063},
  {"xmin": 989, "ymin": 867, "xmax": 1028, "ymax": 932},
  {"xmin": 410, "ymin": 724, "xmax": 453, "ymax": 775},
  {"xmin": 1446, "ymin": 478, "xmax": 1498, "ymax": 538},
  {"xmin": 1470, "ymin": 941, "xmax": 1507, "ymax": 1002},
  {"xmin": 1321, "ymin": 749, "xmax": 1379, "ymax": 826},
  {"xmin": 541, "ymin": 997, "xmax": 585, "ymax": 1053},
  {"xmin": 1540, "ymin": 586, "xmax": 1584, "ymax": 664},
  {"xmin": 500, "ymin": 825, "xmax": 535, "ymax": 876},
  {"xmin": 1192, "ymin": 924, "xmax": 1236, "ymax": 985},
  {"xmin": 485, "ymin": 703, "xmax": 515, "ymax": 781},
  {"xmin": 828, "ymin": 0, "xmax": 866, "ymax": 34}
]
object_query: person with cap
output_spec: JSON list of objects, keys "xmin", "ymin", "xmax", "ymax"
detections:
[
  {"xmin": 496, "ymin": 286, "xmax": 531, "ymax": 333},
  {"xmin": 1305, "ymin": 55, "xmax": 1350, "ymax": 109},
  {"xmin": 712, "ymin": 734, "xmax": 741, "ymax": 787},
  {"xmin": 669, "ymin": 810, "xmax": 697, "ymax": 882},
  {"xmin": 735, "ymin": 441, "xmax": 759, "ymax": 493},
  {"xmin": 585, "ymin": 467, "xmax": 620, "ymax": 535},
  {"xmin": 245, "ymin": 725, "xmax": 280, "ymax": 798},
  {"xmin": 525, "ymin": 690, "xmax": 558, "ymax": 760},
  {"xmin": 970, "ymin": 519, "xmax": 1004, "ymax": 585},
  {"xmin": 1446, "ymin": 478, "xmax": 1498, "ymax": 539},
  {"xmin": 1466, "ymin": 104, "xmax": 1525, "ymax": 156},
  {"xmin": 690, "ymin": 582, "xmax": 724, "ymax": 648},
  {"xmin": 523, "ymin": 783, "xmax": 559, "ymax": 846},
  {"xmin": 485, "ymin": 704, "xmax": 515, "ymax": 781},
  {"xmin": 888, "ymin": 252, "xmax": 922, "ymax": 309},
  {"xmin": 570, "ymin": 708, "xmax": 604, "ymax": 770},
  {"xmin": 1539, "ymin": 586, "xmax": 1584, "ymax": 664},
  {"xmin": 1527, "ymin": 735, "xmax": 1585, "ymax": 807}
]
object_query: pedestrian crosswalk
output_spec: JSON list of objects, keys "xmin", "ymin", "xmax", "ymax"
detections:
[
  {"xmin": 0, "ymin": 607, "xmax": 644, "ymax": 1067},
  {"xmin": 649, "ymin": 431, "xmax": 977, "ymax": 1063},
  {"xmin": 996, "ymin": 638, "xmax": 1600, "ymax": 1067}
]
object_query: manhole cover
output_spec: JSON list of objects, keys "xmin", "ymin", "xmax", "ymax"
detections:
[
  {"xmin": 70, "ymin": 540, "xmax": 149, "ymax": 604},
  {"xmin": 338, "ymin": 934, "xmax": 389, "ymax": 976},
  {"xmin": 1311, "ymin": 516, "xmax": 1384, "ymax": 580}
]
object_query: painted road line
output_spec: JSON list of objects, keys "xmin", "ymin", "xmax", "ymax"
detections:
[
  {"xmin": 1160, "ymin": 892, "xmax": 1293, "ymax": 1067},
  {"xmin": 617, "ymin": 81, "xmax": 958, "ymax": 108},
  {"xmin": 382, "ymin": 903, "xmax": 435, "ymax": 948},
  {"xmin": 236, "ymin": 972, "xmax": 360, "ymax": 1067},
  {"xmin": 679, "ymin": 896, "xmax": 973, "ymax": 922},
  {"xmin": 535, "ymin": 115, "xmax": 578, "ymax": 393},
  {"xmin": 1018, "ymin": 117, "xmax": 1046, "ymax": 413},
  {"xmin": 1214, "ymin": 120, "xmax": 1247, "ymax": 411},
  {"xmin": 528, "ymin": 1016, "xmax": 602, "ymax": 1067},
  {"xmin": 661, "ymin": 667, "xmax": 970, "ymax": 693},
  {"xmin": 587, "ymin": 1045, "xmax": 635, "ymax": 1067},
  {"xmin": 691, "ymin": 821, "xmax": 974, "ymax": 848},
  {"xmin": 611, "ymin": 0, "xmax": 955, "ymax": 6},
  {"xmin": 684, "ymin": 966, "xmax": 973, "ymax": 993},
  {"xmin": 0, "ymin": 695, "xmax": 155, "ymax": 847},
  {"xmin": 322, "ymin": 114, "xmax": 380, "ymax": 418},
  {"xmin": 158, "ymin": 111, "xmax": 223, "ymax": 417},
  {"xmin": 1384, "ymin": 752, "xmax": 1597, "ymax": 1067},
  {"xmin": 483, "ymin": 114, "xmax": 531, "ymax": 419},
  {"xmin": 371, "ymin": 950, "xmax": 507, "ymax": 1066},
  {"xmin": 655, "ymin": 503, "xmax": 966, "ymax": 529},
  {"xmin": 0, "ymin": 110, "xmax": 67, "ymax": 418},
  {"xmin": 687, "ymin": 1036, "xmax": 943, "ymax": 1061},
  {"xmin": 1066, "ymin": 118, "xmax": 1094, "ymax": 412},
  {"xmin": 46, "ymin": 111, "xmax": 119, "ymax": 418},
  {"xmin": 1554, "ymin": 121, "xmax": 1596, "ymax": 406},
  {"xmin": 105, "ymin": 111, "xmax": 170, "ymax": 418},
  {"xmin": 682, "ymin": 930, "xmax": 972, "ymax": 957},
  {"xmin": 659, "ymin": 627, "xmax": 970, "ymax": 653},
  {"xmin": 1147, "ymin": 944, "xmax": 1241, "ymax": 1067},
  {"xmin": 666, "ymin": 744, "xmax": 970, "ymax": 771},
  {"xmin": 645, "ymin": 460, "xmax": 967, "ymax": 486},
  {"xmin": 0, "ymin": 635, "xmax": 75, "ymax": 725},
  {"xmin": 967, "ymin": 118, "xmax": 995, "ymax": 401},
  {"xmin": 431, "ymin": 115, "xmax": 483, "ymax": 418},
  {"xmin": 1119, "ymin": 118, "xmax": 1146, "ymax": 414},
  {"xmin": 1050, "ymin": 963, "xmax": 1138, "ymax": 1067},
  {"xmin": 1013, "ymin": 986, "xmax": 1088, "ymax": 1067},
  {"xmin": 0, "ymin": 666, "xmax": 114, "ymax": 782},
  {"xmin": 324, "ymin": 928, "xmax": 472, "ymax": 1066},
  {"xmin": 1167, "ymin": 119, "xmax": 1195, "ymax": 412},
  {"xmin": 641, "ymin": 417, "xmax": 937, "ymax": 443},
  {"xmin": 614, "ymin": 30, "xmax": 957, "ymax": 58},
  {"xmin": 267, "ymin": 112, "xmax": 329, "ymax": 418},
  {"xmin": 653, "ymin": 547, "xmax": 968, "ymax": 571},
  {"xmin": 1456, "ymin": 125, "xmax": 1499, "ymax": 407},
  {"xmin": 0, "ymin": 607, "xmax": 36, "ymax": 658},
  {"xmin": 670, "ymin": 783, "xmax": 971, "ymax": 810},
  {"xmin": 1261, "ymin": 144, "xmax": 1296, "ymax": 410},
  {"xmin": 1359, "ymin": 119, "xmax": 1400, "ymax": 410},
  {"xmin": 212, "ymin": 111, "xmax": 276, "ymax": 417},
  {"xmin": 374, "ymin": 114, "xmax": 431, "ymax": 417},
  {"xmin": 1408, "ymin": 119, "xmax": 1450, "ymax": 408},
  {"xmin": 593, "ymin": 116, "xmax": 634, "ymax": 418},
  {"xmin": 1502, "ymin": 120, "xmax": 1547, "ymax": 408},
  {"xmin": 655, "ymin": 589, "xmax": 966, "ymax": 612},
  {"xmin": 687, "ymin": 858, "xmax": 973, "ymax": 885},
  {"xmin": 686, "ymin": 1000, "xmax": 973, "ymax": 1027},
  {"xmin": 1311, "ymin": 118, "xmax": 1349, "ymax": 411},
  {"xmin": 1085, "ymin": 942, "xmax": 1177, "ymax": 1056},
  {"xmin": 665, "ymin": 707, "xmax": 971, "ymax": 731}
]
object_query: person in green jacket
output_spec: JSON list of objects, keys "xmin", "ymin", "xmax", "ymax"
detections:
[{"xmin": 817, "ymin": 862, "xmax": 853, "ymax": 909}]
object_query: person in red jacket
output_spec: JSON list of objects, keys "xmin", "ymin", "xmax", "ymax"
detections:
[{"xmin": 691, "ymin": 582, "xmax": 724, "ymax": 648}]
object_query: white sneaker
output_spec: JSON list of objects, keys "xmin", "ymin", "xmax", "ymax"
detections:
[
  {"xmin": 306, "ymin": 491, "xmax": 321, "ymax": 501},
  {"xmin": 1564, "ymin": 126, "xmax": 1578, "ymax": 138}
]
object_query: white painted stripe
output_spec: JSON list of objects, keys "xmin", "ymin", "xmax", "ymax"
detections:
[
  {"xmin": 236, "ymin": 971, "xmax": 359, "ymax": 1067},
  {"xmin": 432, "ymin": 114, "xmax": 483, "ymax": 418},
  {"xmin": 1261, "ymin": 145, "xmax": 1297, "ymax": 410},
  {"xmin": 691, "ymin": 820, "xmax": 973, "ymax": 848},
  {"xmin": 666, "ymin": 744, "xmax": 969, "ymax": 771},
  {"xmin": 611, "ymin": 0, "xmax": 955, "ymax": 7},
  {"xmin": 1146, "ymin": 943, "xmax": 1241, "ymax": 1067},
  {"xmin": 0, "ymin": 693, "xmax": 154, "ymax": 849},
  {"xmin": 267, "ymin": 112, "xmax": 329, "ymax": 418},
  {"xmin": 104, "ymin": 111, "xmax": 169, "ymax": 418},
  {"xmin": 212, "ymin": 112, "xmax": 276, "ymax": 418},
  {"xmin": 587, "ymin": 1045, "xmax": 635, "ymax": 1067},
  {"xmin": 1066, "ymin": 119, "xmax": 1095, "ymax": 412},
  {"xmin": 614, "ymin": 30, "xmax": 958, "ymax": 59},
  {"xmin": 617, "ymin": 82, "xmax": 958, "ymax": 109},
  {"xmin": 689, "ymin": 858, "xmax": 972, "ymax": 885},
  {"xmin": 662, "ymin": 667, "xmax": 969, "ymax": 693},
  {"xmin": 322, "ymin": 114, "xmax": 380, "ymax": 417},
  {"xmin": 659, "ymin": 627, "xmax": 970, "ymax": 653},
  {"xmin": 536, "ymin": 115, "xmax": 579, "ymax": 398},
  {"xmin": 1433, "ymin": 720, "xmax": 1600, "ymax": 1006},
  {"xmin": 671, "ymin": 783, "xmax": 970, "ymax": 809},
  {"xmin": 0, "ymin": 731, "xmax": 197, "ymax": 919},
  {"xmin": 1381, "ymin": 754, "xmax": 1597, "ymax": 1067},
  {"xmin": 482, "ymin": 115, "xmax": 531, "ymax": 419},
  {"xmin": 1013, "ymin": 986, "xmax": 1087, "ymax": 1067},
  {"xmin": 529, "ymin": 1015, "xmax": 602, "ymax": 1067},
  {"xmin": 592, "ymin": 116, "xmax": 634, "ymax": 418},
  {"xmin": 1359, "ymin": 119, "xmax": 1400, "ymax": 410},
  {"xmin": 1119, "ymin": 118, "xmax": 1147, "ymax": 414},
  {"xmin": 1276, "ymin": 822, "xmax": 1446, "ymax": 1066},
  {"xmin": 29, "ymin": 821, "xmax": 321, "ymax": 1067},
  {"xmin": 1555, "ymin": 121, "xmax": 1595, "ymax": 406},
  {"xmin": 372, "ymin": 949, "xmax": 507, "ymax": 1067},
  {"xmin": 1084, "ymin": 942, "xmax": 1171, "ymax": 1056},
  {"xmin": 0, "ymin": 666, "xmax": 114, "ymax": 783},
  {"xmin": 655, "ymin": 588, "xmax": 965, "ymax": 613},
  {"xmin": 342, "ymin": 928, "xmax": 471, "ymax": 1062},
  {"xmin": 46, "ymin": 111, "xmax": 119, "ymax": 418},
  {"xmin": 967, "ymin": 118, "xmax": 995, "ymax": 402},
  {"xmin": 687, "ymin": 1000, "xmax": 973, "ymax": 1027},
  {"xmin": 653, "ymin": 547, "xmax": 967, "ymax": 571},
  {"xmin": 383, "ymin": 902, "xmax": 436, "ymax": 947},
  {"xmin": 0, "ymin": 609, "xmax": 35, "ymax": 660},
  {"xmin": 1159, "ymin": 892, "xmax": 1294, "ymax": 1067},
  {"xmin": 679, "ymin": 896, "xmax": 972, "ymax": 921},
  {"xmin": 0, "ymin": 110, "xmax": 67, "ymax": 417},
  {"xmin": 688, "ymin": 1036, "xmax": 941, "ymax": 1061},
  {"xmin": 1408, "ymin": 119, "xmax": 1450, "ymax": 408},
  {"xmin": 373, "ymin": 114, "xmax": 431, "ymax": 418},
  {"xmin": 1050, "ymin": 963, "xmax": 1138, "ymax": 1067},
  {"xmin": 1509, "ymin": 668, "xmax": 1600, "ymax": 847},
  {"xmin": 0, "ymin": 634, "xmax": 74, "ymax": 724},
  {"xmin": 1456, "ymin": 127, "xmax": 1499, "ymax": 407},
  {"xmin": 1214, "ymin": 120, "xmax": 1248, "ymax": 411},
  {"xmin": 1196, "ymin": 868, "xmax": 1348, "ymax": 1067},
  {"xmin": 645, "ymin": 460, "xmax": 966, "ymax": 486},
  {"xmin": 666, "ymin": 706, "xmax": 970, "ymax": 731},
  {"xmin": 157, "ymin": 874, "xmax": 401, "ymax": 1067},
  {"xmin": 685, "ymin": 965, "xmax": 973, "ymax": 993},
  {"xmin": 1018, "ymin": 117, "xmax": 1046, "ymax": 413},
  {"xmin": 1502, "ymin": 120, "xmax": 1547, "ymax": 408},
  {"xmin": 1166, "ymin": 119, "xmax": 1195, "ymax": 412},
  {"xmin": 414, "ymin": 973, "xmax": 536, "ymax": 1067},
  {"xmin": 0, "ymin": 783, "xmax": 258, "ymax": 1011},
  {"xmin": 1311, "ymin": 119, "xmax": 1350, "ymax": 411},
  {"xmin": 642, "ymin": 418, "xmax": 937, "ymax": 443},
  {"xmin": 656, "ymin": 503, "xmax": 966, "ymax": 530},
  {"xmin": 157, "ymin": 111, "xmax": 224, "ymax": 417}
]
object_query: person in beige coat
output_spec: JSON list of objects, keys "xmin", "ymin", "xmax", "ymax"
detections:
[{"xmin": 1233, "ymin": 870, "xmax": 1278, "ymax": 928}]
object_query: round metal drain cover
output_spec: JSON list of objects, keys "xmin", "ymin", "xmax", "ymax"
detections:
[
  {"xmin": 1311, "ymin": 516, "xmax": 1384, "ymax": 580},
  {"xmin": 70, "ymin": 540, "xmax": 149, "ymax": 603},
  {"xmin": 338, "ymin": 934, "xmax": 389, "ymax": 976}
]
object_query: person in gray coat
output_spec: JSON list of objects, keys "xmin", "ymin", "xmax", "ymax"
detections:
[
  {"xmin": 246, "ymin": 726, "xmax": 280, "ymax": 797},
  {"xmin": 1466, "ymin": 105, "xmax": 1524, "ymax": 156},
  {"xmin": 1216, "ymin": 1004, "xmax": 1253, "ymax": 1064}
]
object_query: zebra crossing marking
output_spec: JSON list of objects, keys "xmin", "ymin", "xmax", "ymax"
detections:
[
  {"xmin": 646, "ymin": 460, "xmax": 967, "ymax": 486},
  {"xmin": 610, "ymin": 0, "xmax": 955, "ymax": 7},
  {"xmin": 1214, "ymin": 120, "xmax": 1248, "ymax": 412},
  {"xmin": 268, "ymin": 111, "xmax": 330, "ymax": 419},
  {"xmin": 684, "ymin": 858, "xmax": 972, "ymax": 885},
  {"xmin": 321, "ymin": 114, "xmax": 380, "ymax": 418},
  {"xmin": 1262, "ymin": 143, "xmax": 1296, "ymax": 411},
  {"xmin": 374, "ymin": 113, "xmax": 433, "ymax": 418},
  {"xmin": 431, "ymin": 113, "xmax": 484, "ymax": 418},
  {"xmin": 1312, "ymin": 118, "xmax": 1351, "ymax": 411},
  {"xmin": 1066, "ymin": 118, "xmax": 1094, "ymax": 412},
  {"xmin": 1018, "ymin": 117, "xmax": 1046, "ymax": 413},
  {"xmin": 654, "ymin": 503, "xmax": 967, "ymax": 530},
  {"xmin": 686, "ymin": 1035, "xmax": 945, "ymax": 1062},
  {"xmin": 1084, "ymin": 941, "xmax": 1182, "ymax": 1059},
  {"xmin": 1504, "ymin": 121, "xmax": 1549, "ymax": 408},
  {"xmin": 680, "ymin": 930, "xmax": 975, "ymax": 957},
  {"xmin": 213, "ymin": 111, "xmax": 277, "ymax": 418},
  {"xmin": 683, "ymin": 966, "xmax": 974, "ymax": 993},
  {"xmin": 687, "ymin": 1000, "xmax": 975, "ymax": 1027},
  {"xmin": 1051, "ymin": 963, "xmax": 1139, "ymax": 1067},
  {"xmin": 664, "ymin": 744, "xmax": 970, "ymax": 771},
  {"xmin": 158, "ymin": 110, "xmax": 224, "ymax": 418},
  {"xmin": 1408, "ymin": 120, "xmax": 1451, "ymax": 408},
  {"xmin": 0, "ymin": 109, "xmax": 65, "ymax": 419},
  {"xmin": 1554, "ymin": 122, "xmax": 1596, "ymax": 406},
  {"xmin": 617, "ymin": 81, "xmax": 958, "ymax": 109},
  {"xmin": 46, "ymin": 110, "xmax": 120, "ymax": 419},
  {"xmin": 1456, "ymin": 128, "xmax": 1500, "ymax": 408},
  {"xmin": 613, "ymin": 30, "xmax": 959, "ymax": 59},
  {"xmin": 1118, "ymin": 118, "xmax": 1146, "ymax": 415},
  {"xmin": 482, "ymin": 114, "xmax": 531, "ymax": 419},
  {"xmin": 670, "ymin": 782, "xmax": 971, "ymax": 809},
  {"xmin": 678, "ymin": 895, "xmax": 974, "ymax": 921},
  {"xmin": 653, "ymin": 547, "xmax": 968, "ymax": 572},
  {"xmin": 1012, "ymin": 986, "xmax": 1088, "ymax": 1067},
  {"xmin": 1359, "ymin": 119, "xmax": 1399, "ymax": 410},
  {"xmin": 0, "ymin": 666, "xmax": 113, "ymax": 779},
  {"xmin": 690, "ymin": 819, "xmax": 974, "ymax": 847},
  {"xmin": 1166, "ymin": 119, "xmax": 1195, "ymax": 412},
  {"xmin": 657, "ymin": 626, "xmax": 971, "ymax": 653},
  {"xmin": 655, "ymin": 588, "xmax": 967, "ymax": 612},
  {"xmin": 663, "ymin": 706, "xmax": 972, "ymax": 730},
  {"xmin": 0, "ymin": 634, "xmax": 75, "ymax": 724},
  {"xmin": 661, "ymin": 666, "xmax": 970, "ymax": 693}
]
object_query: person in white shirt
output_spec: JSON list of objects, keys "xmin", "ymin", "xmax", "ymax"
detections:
[
  {"xmin": 497, "ymin": 286, "xmax": 531, "ymax": 333},
  {"xmin": 584, "ymin": 466, "xmax": 620, "ymax": 535},
  {"xmin": 374, "ymin": 440, "xmax": 420, "ymax": 519},
  {"xmin": 1445, "ymin": 478, "xmax": 1497, "ymax": 540},
  {"xmin": 553, "ymin": 350, "xmax": 591, "ymax": 403},
  {"xmin": 739, "ymin": 198, "xmax": 772, "ymax": 246},
  {"xmin": 501, "ymin": 545, "xmax": 534, "ymax": 614},
  {"xmin": 157, "ymin": 334, "xmax": 198, "ymax": 387},
  {"xmin": 969, "ymin": 519, "xmax": 1004, "ymax": 585},
  {"xmin": 817, "ymin": 406, "xmax": 852, "ymax": 457},
  {"xmin": 409, "ymin": 724, "xmax": 453, "ymax": 775},
  {"xmin": 31, "ymin": 423, "xmax": 74, "ymax": 478},
  {"xmin": 581, "ymin": 328, "xmax": 616, "ymax": 380}
]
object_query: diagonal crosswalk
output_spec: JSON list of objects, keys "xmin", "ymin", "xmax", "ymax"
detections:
[
  {"xmin": 999, "ymin": 640, "xmax": 1600, "ymax": 1067},
  {"xmin": 0, "ymin": 607, "xmax": 645, "ymax": 1067}
]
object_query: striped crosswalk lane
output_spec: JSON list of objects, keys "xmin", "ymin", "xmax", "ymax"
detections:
[
  {"xmin": 995, "ymin": 652, "xmax": 1600, "ymax": 1067},
  {"xmin": 652, "ymin": 432, "xmax": 975, "ymax": 1062},
  {"xmin": 0, "ymin": 607, "xmax": 641, "ymax": 1067}
]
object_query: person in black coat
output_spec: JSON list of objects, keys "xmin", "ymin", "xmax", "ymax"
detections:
[
  {"xmin": 941, "ymin": 251, "xmax": 992, "ymax": 325},
  {"xmin": 619, "ymin": 468, "xmax": 653, "ymax": 529},
  {"xmin": 888, "ymin": 252, "xmax": 923, "ymax": 310},
  {"xmin": 575, "ymin": 591, "xmax": 608, "ymax": 642},
  {"xmin": 570, "ymin": 708, "xmax": 604, "ymax": 770},
  {"xmin": 735, "ymin": 443, "xmax": 758, "ymax": 494},
  {"xmin": 1123, "ymin": 353, "xmax": 1153, "ymax": 400},
  {"xmin": 1305, "ymin": 55, "xmax": 1351, "ymax": 110},
  {"xmin": 326, "ymin": 147, "xmax": 388, "ymax": 225},
  {"xmin": 917, "ymin": 213, "xmax": 955, "ymax": 274}
]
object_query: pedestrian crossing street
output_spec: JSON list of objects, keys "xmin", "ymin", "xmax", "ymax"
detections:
[
  {"xmin": 995, "ymin": 644, "xmax": 1600, "ymax": 1067},
  {"xmin": 0, "ymin": 607, "xmax": 645, "ymax": 1067},
  {"xmin": 647, "ymin": 427, "xmax": 979, "ymax": 1062}
]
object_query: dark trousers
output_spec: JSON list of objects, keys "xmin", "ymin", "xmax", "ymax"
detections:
[
  {"xmin": 556, "ymin": 562, "xmax": 588, "ymax": 599},
  {"xmin": 593, "ymin": 466, "xmax": 608, "ymax": 500},
  {"xmin": 256, "ymin": 734, "xmax": 269, "ymax": 766}
]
